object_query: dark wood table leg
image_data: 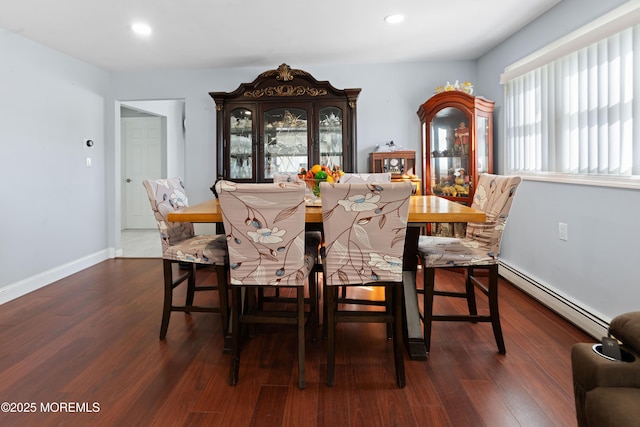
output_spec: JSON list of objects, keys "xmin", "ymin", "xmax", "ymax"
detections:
[{"xmin": 402, "ymin": 225, "xmax": 428, "ymax": 360}]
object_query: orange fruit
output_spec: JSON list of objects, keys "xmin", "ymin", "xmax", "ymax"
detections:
[{"xmin": 310, "ymin": 164, "xmax": 322, "ymax": 174}]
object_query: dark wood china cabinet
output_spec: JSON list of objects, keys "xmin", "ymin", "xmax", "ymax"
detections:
[
  {"xmin": 417, "ymin": 90, "xmax": 494, "ymax": 206},
  {"xmin": 210, "ymin": 64, "xmax": 361, "ymax": 182}
]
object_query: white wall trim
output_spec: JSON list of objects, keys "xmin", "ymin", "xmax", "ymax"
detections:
[
  {"xmin": 0, "ymin": 250, "xmax": 112, "ymax": 305},
  {"xmin": 515, "ymin": 172, "xmax": 640, "ymax": 190},
  {"xmin": 499, "ymin": 261, "xmax": 609, "ymax": 339}
]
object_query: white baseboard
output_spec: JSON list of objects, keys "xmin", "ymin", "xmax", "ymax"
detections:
[
  {"xmin": 499, "ymin": 261, "xmax": 609, "ymax": 340},
  {"xmin": 0, "ymin": 249, "xmax": 112, "ymax": 305}
]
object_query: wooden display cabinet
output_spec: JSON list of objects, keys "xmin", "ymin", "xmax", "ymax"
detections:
[
  {"xmin": 370, "ymin": 150, "xmax": 416, "ymax": 177},
  {"xmin": 210, "ymin": 63, "xmax": 361, "ymax": 182},
  {"xmin": 417, "ymin": 91, "xmax": 494, "ymax": 206},
  {"xmin": 370, "ymin": 150, "xmax": 421, "ymax": 195}
]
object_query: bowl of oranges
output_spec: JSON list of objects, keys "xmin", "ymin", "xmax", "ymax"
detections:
[{"xmin": 298, "ymin": 164, "xmax": 344, "ymax": 199}]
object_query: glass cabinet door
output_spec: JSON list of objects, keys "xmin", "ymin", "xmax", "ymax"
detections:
[
  {"xmin": 229, "ymin": 108, "xmax": 253, "ymax": 179},
  {"xmin": 318, "ymin": 106, "xmax": 343, "ymax": 169},
  {"xmin": 263, "ymin": 107, "xmax": 308, "ymax": 179},
  {"xmin": 476, "ymin": 115, "xmax": 489, "ymax": 174},
  {"xmin": 212, "ymin": 64, "xmax": 360, "ymax": 183},
  {"xmin": 429, "ymin": 107, "xmax": 471, "ymax": 198}
]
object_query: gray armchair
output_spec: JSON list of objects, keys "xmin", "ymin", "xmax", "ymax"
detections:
[{"xmin": 572, "ymin": 311, "xmax": 640, "ymax": 427}]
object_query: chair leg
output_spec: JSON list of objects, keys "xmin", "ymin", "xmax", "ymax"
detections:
[
  {"xmin": 246, "ymin": 288, "xmax": 257, "ymax": 338},
  {"xmin": 326, "ymin": 286, "xmax": 337, "ymax": 387},
  {"xmin": 465, "ymin": 268, "xmax": 478, "ymax": 321},
  {"xmin": 185, "ymin": 263, "xmax": 196, "ymax": 311},
  {"xmin": 229, "ymin": 286, "xmax": 242, "ymax": 386},
  {"xmin": 297, "ymin": 287, "xmax": 306, "ymax": 390},
  {"xmin": 385, "ymin": 285, "xmax": 393, "ymax": 339},
  {"xmin": 392, "ymin": 283, "xmax": 406, "ymax": 388},
  {"xmin": 423, "ymin": 267, "xmax": 436, "ymax": 354},
  {"xmin": 488, "ymin": 265, "xmax": 506, "ymax": 354},
  {"xmin": 159, "ymin": 259, "xmax": 174, "ymax": 339},
  {"xmin": 315, "ymin": 269, "xmax": 321, "ymax": 328},
  {"xmin": 308, "ymin": 270, "xmax": 318, "ymax": 341},
  {"xmin": 322, "ymin": 280, "xmax": 329, "ymax": 340},
  {"xmin": 216, "ymin": 265, "xmax": 229, "ymax": 339}
]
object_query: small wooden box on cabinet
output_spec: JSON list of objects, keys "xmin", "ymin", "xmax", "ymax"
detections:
[
  {"xmin": 370, "ymin": 150, "xmax": 416, "ymax": 177},
  {"xmin": 370, "ymin": 150, "xmax": 421, "ymax": 195}
]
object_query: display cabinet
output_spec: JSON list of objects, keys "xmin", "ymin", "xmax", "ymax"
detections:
[
  {"xmin": 417, "ymin": 91, "xmax": 494, "ymax": 206},
  {"xmin": 370, "ymin": 150, "xmax": 416, "ymax": 178},
  {"xmin": 210, "ymin": 64, "xmax": 361, "ymax": 182},
  {"xmin": 370, "ymin": 150, "xmax": 421, "ymax": 194}
]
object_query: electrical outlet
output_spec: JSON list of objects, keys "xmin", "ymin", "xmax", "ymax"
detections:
[{"xmin": 559, "ymin": 222, "xmax": 568, "ymax": 241}]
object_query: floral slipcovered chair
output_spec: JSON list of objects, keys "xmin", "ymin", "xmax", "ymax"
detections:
[
  {"xmin": 272, "ymin": 173, "xmax": 323, "ymax": 308},
  {"xmin": 320, "ymin": 181, "xmax": 412, "ymax": 388},
  {"xmin": 329, "ymin": 172, "xmax": 393, "ymax": 300},
  {"xmin": 214, "ymin": 180, "xmax": 315, "ymax": 390},
  {"xmin": 339, "ymin": 172, "xmax": 392, "ymax": 184},
  {"xmin": 142, "ymin": 178, "xmax": 229, "ymax": 340},
  {"xmin": 418, "ymin": 173, "xmax": 521, "ymax": 355}
]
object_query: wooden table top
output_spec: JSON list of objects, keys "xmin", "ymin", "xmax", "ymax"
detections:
[{"xmin": 168, "ymin": 195, "xmax": 486, "ymax": 224}]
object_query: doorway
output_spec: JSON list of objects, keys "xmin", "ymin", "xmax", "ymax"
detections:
[{"xmin": 119, "ymin": 99, "xmax": 186, "ymax": 257}]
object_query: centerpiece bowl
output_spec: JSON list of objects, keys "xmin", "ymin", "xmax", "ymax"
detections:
[
  {"xmin": 298, "ymin": 165, "xmax": 343, "ymax": 202},
  {"xmin": 304, "ymin": 178, "xmax": 325, "ymax": 198}
]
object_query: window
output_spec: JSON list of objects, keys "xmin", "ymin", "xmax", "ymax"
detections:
[{"xmin": 502, "ymin": 2, "xmax": 640, "ymax": 187}]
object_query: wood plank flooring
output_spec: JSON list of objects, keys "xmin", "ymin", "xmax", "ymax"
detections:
[{"xmin": 0, "ymin": 259, "xmax": 593, "ymax": 427}]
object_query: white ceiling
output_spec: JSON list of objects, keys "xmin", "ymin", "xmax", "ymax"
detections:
[{"xmin": 0, "ymin": 0, "xmax": 562, "ymax": 71}]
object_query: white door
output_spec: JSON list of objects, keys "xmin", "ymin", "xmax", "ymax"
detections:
[{"xmin": 123, "ymin": 116, "xmax": 162, "ymax": 229}]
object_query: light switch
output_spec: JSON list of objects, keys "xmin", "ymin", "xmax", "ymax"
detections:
[{"xmin": 86, "ymin": 157, "xmax": 92, "ymax": 168}]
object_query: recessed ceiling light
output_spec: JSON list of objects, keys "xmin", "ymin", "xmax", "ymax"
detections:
[
  {"xmin": 384, "ymin": 14, "xmax": 405, "ymax": 24},
  {"xmin": 131, "ymin": 22, "xmax": 152, "ymax": 36}
]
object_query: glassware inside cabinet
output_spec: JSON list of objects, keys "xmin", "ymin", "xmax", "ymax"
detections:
[
  {"xmin": 476, "ymin": 115, "xmax": 489, "ymax": 174},
  {"xmin": 319, "ymin": 106, "xmax": 343, "ymax": 169},
  {"xmin": 229, "ymin": 108, "xmax": 253, "ymax": 179},
  {"xmin": 429, "ymin": 107, "xmax": 471, "ymax": 198},
  {"xmin": 263, "ymin": 107, "xmax": 308, "ymax": 179}
]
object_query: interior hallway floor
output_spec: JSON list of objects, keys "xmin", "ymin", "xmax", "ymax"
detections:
[{"xmin": 120, "ymin": 229, "xmax": 162, "ymax": 258}]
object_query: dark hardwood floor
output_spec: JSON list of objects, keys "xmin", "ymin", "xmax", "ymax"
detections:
[{"xmin": 0, "ymin": 258, "xmax": 593, "ymax": 427}]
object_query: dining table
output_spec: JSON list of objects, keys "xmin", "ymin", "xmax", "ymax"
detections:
[{"xmin": 168, "ymin": 195, "xmax": 486, "ymax": 360}]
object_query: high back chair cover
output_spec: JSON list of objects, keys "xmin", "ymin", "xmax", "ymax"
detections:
[
  {"xmin": 215, "ymin": 180, "xmax": 314, "ymax": 389},
  {"xmin": 420, "ymin": 174, "xmax": 522, "ymax": 267},
  {"xmin": 143, "ymin": 178, "xmax": 228, "ymax": 263},
  {"xmin": 323, "ymin": 171, "xmax": 393, "ymax": 300},
  {"xmin": 272, "ymin": 172, "xmax": 322, "ymax": 250},
  {"xmin": 320, "ymin": 181, "xmax": 412, "ymax": 387},
  {"xmin": 339, "ymin": 172, "xmax": 392, "ymax": 184},
  {"xmin": 417, "ymin": 173, "xmax": 521, "ymax": 355},
  {"xmin": 465, "ymin": 174, "xmax": 521, "ymax": 257},
  {"xmin": 320, "ymin": 181, "xmax": 411, "ymax": 286},
  {"xmin": 142, "ymin": 177, "xmax": 229, "ymax": 340},
  {"xmin": 216, "ymin": 180, "xmax": 311, "ymax": 286}
]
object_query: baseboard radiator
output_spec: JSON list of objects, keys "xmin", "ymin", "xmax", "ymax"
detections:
[{"xmin": 499, "ymin": 261, "xmax": 609, "ymax": 340}]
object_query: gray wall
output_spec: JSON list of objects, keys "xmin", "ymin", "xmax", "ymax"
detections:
[
  {"xmin": 0, "ymin": 28, "xmax": 109, "ymax": 298},
  {"xmin": 477, "ymin": 0, "xmax": 639, "ymax": 325}
]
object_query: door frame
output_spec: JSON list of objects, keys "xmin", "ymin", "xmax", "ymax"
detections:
[{"xmin": 114, "ymin": 99, "xmax": 186, "ymax": 256}]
